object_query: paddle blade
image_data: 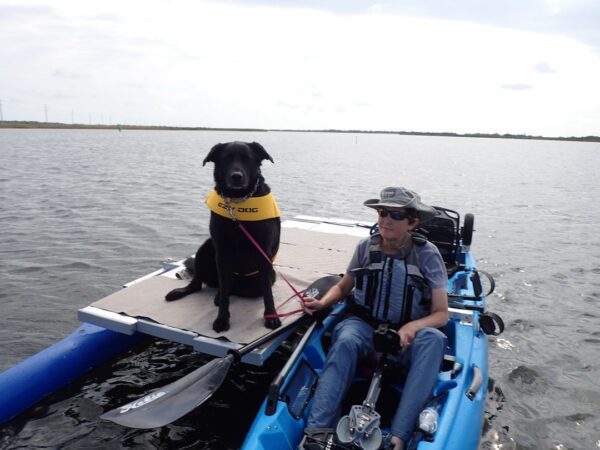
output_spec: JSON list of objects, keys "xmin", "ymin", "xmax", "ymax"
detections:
[
  {"xmin": 304, "ymin": 274, "xmax": 341, "ymax": 300},
  {"xmin": 101, "ymin": 354, "xmax": 234, "ymax": 428}
]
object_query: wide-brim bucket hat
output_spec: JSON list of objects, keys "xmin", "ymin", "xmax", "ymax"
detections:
[{"xmin": 364, "ymin": 187, "xmax": 439, "ymax": 223}]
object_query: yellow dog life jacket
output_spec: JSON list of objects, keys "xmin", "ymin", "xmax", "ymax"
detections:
[{"xmin": 204, "ymin": 190, "xmax": 281, "ymax": 221}]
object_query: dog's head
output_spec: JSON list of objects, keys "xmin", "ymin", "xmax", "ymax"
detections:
[{"xmin": 203, "ymin": 141, "xmax": 274, "ymax": 198}]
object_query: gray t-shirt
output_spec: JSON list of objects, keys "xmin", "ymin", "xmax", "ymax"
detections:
[{"xmin": 347, "ymin": 236, "xmax": 448, "ymax": 290}]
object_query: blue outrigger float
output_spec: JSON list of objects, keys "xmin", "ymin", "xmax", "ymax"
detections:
[{"xmin": 0, "ymin": 210, "xmax": 501, "ymax": 449}]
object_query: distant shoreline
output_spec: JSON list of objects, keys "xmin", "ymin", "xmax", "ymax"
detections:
[{"xmin": 1, "ymin": 120, "xmax": 599, "ymax": 143}]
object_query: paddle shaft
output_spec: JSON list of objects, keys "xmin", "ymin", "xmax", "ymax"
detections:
[
  {"xmin": 231, "ymin": 314, "xmax": 308, "ymax": 361},
  {"xmin": 265, "ymin": 319, "xmax": 320, "ymax": 415}
]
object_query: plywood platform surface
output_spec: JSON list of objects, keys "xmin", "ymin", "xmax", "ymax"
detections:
[{"xmin": 87, "ymin": 226, "xmax": 363, "ymax": 345}]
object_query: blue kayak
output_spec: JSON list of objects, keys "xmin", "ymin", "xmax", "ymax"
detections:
[{"xmin": 241, "ymin": 209, "xmax": 501, "ymax": 449}]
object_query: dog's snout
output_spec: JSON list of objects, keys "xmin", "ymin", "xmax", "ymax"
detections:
[{"xmin": 229, "ymin": 170, "xmax": 246, "ymax": 187}]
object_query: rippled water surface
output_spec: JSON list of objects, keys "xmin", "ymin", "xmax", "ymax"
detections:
[{"xmin": 1, "ymin": 129, "xmax": 599, "ymax": 449}]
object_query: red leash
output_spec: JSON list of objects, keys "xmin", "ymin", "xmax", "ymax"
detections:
[{"xmin": 225, "ymin": 205, "xmax": 306, "ymax": 318}]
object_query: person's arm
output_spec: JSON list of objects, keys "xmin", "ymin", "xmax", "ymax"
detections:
[
  {"xmin": 397, "ymin": 287, "xmax": 449, "ymax": 347},
  {"xmin": 302, "ymin": 273, "xmax": 354, "ymax": 314}
]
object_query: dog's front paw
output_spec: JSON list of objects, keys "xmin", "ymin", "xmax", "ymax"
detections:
[
  {"xmin": 165, "ymin": 288, "xmax": 187, "ymax": 301},
  {"xmin": 213, "ymin": 315, "xmax": 230, "ymax": 333},
  {"xmin": 264, "ymin": 316, "xmax": 282, "ymax": 330}
]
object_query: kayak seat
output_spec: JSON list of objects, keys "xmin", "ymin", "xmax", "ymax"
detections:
[{"xmin": 415, "ymin": 206, "xmax": 461, "ymax": 271}]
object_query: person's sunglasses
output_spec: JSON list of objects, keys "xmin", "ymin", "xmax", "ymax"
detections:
[{"xmin": 377, "ymin": 209, "xmax": 409, "ymax": 221}]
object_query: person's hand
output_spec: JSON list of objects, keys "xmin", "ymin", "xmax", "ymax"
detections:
[
  {"xmin": 301, "ymin": 296, "xmax": 324, "ymax": 316},
  {"xmin": 397, "ymin": 321, "xmax": 420, "ymax": 349}
]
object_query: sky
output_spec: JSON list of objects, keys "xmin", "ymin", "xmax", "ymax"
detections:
[{"xmin": 1, "ymin": 0, "xmax": 599, "ymax": 137}]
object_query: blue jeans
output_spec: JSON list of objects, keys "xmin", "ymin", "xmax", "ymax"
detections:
[{"xmin": 306, "ymin": 316, "xmax": 447, "ymax": 443}]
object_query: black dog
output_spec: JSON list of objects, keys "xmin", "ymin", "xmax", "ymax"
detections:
[{"xmin": 165, "ymin": 141, "xmax": 281, "ymax": 333}]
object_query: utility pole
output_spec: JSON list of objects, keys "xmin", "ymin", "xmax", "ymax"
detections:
[
  {"xmin": 71, "ymin": 109, "xmax": 74, "ymax": 124},
  {"xmin": 0, "ymin": 99, "xmax": 3, "ymax": 121},
  {"xmin": 45, "ymin": 104, "xmax": 48, "ymax": 122}
]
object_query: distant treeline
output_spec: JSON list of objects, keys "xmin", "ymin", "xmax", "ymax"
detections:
[
  {"xmin": 1, "ymin": 120, "xmax": 599, "ymax": 142},
  {"xmin": 0, "ymin": 121, "xmax": 264, "ymax": 132}
]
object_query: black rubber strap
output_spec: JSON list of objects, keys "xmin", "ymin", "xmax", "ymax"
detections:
[
  {"xmin": 477, "ymin": 269, "xmax": 496, "ymax": 297},
  {"xmin": 479, "ymin": 311, "xmax": 505, "ymax": 336}
]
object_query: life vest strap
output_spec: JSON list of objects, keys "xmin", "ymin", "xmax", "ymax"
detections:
[{"xmin": 346, "ymin": 297, "xmax": 401, "ymax": 330}]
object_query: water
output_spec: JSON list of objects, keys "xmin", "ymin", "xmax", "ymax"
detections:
[{"xmin": 1, "ymin": 129, "xmax": 599, "ymax": 449}]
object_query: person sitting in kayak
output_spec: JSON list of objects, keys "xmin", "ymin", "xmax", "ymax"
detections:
[{"xmin": 301, "ymin": 186, "xmax": 449, "ymax": 450}]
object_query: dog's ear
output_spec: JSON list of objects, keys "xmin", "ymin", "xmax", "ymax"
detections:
[
  {"xmin": 250, "ymin": 142, "xmax": 274, "ymax": 164},
  {"xmin": 203, "ymin": 143, "xmax": 225, "ymax": 166}
]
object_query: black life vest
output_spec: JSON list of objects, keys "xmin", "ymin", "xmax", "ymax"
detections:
[{"xmin": 349, "ymin": 233, "xmax": 432, "ymax": 327}]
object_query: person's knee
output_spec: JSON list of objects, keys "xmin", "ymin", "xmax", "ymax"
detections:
[
  {"xmin": 332, "ymin": 320, "xmax": 373, "ymax": 354},
  {"xmin": 332, "ymin": 330, "xmax": 364, "ymax": 354},
  {"xmin": 414, "ymin": 327, "xmax": 447, "ymax": 352}
]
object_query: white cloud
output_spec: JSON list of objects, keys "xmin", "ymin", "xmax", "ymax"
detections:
[
  {"xmin": 501, "ymin": 84, "xmax": 533, "ymax": 91},
  {"xmin": 534, "ymin": 62, "xmax": 556, "ymax": 74},
  {"xmin": 367, "ymin": 3, "xmax": 387, "ymax": 13},
  {"xmin": 0, "ymin": 0, "xmax": 599, "ymax": 136}
]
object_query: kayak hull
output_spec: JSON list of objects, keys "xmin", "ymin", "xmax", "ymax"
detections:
[
  {"xmin": 242, "ymin": 306, "xmax": 489, "ymax": 450},
  {"xmin": 242, "ymin": 248, "xmax": 491, "ymax": 450}
]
